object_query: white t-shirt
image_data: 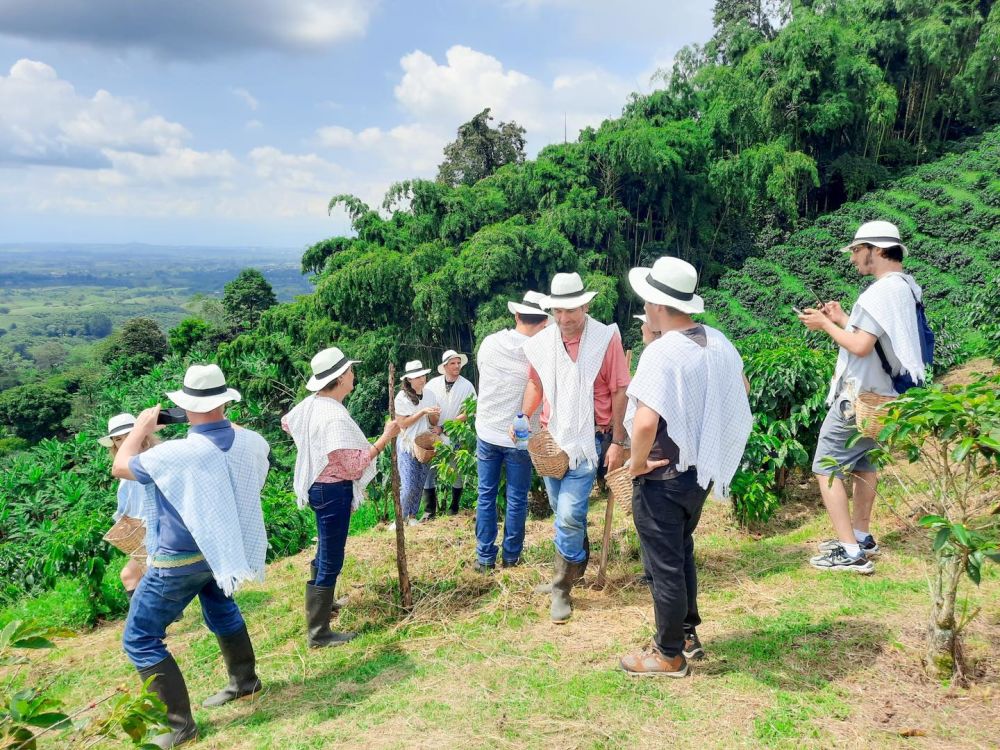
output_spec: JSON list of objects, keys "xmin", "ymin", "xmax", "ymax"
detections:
[
  {"xmin": 395, "ymin": 388, "xmax": 439, "ymax": 455},
  {"xmin": 841, "ymin": 309, "xmax": 900, "ymax": 399},
  {"xmin": 475, "ymin": 329, "xmax": 530, "ymax": 448}
]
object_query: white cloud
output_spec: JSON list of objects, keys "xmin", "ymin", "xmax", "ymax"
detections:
[
  {"xmin": 0, "ymin": 59, "xmax": 188, "ymax": 167},
  {"xmin": 0, "ymin": 0, "xmax": 379, "ymax": 59},
  {"xmin": 232, "ymin": 87, "xmax": 259, "ymax": 111}
]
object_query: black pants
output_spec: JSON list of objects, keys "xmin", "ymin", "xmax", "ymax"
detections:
[{"xmin": 632, "ymin": 470, "xmax": 708, "ymax": 656}]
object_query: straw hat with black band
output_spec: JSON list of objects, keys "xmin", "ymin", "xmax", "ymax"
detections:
[
  {"xmin": 840, "ymin": 220, "xmax": 908, "ymax": 256},
  {"xmin": 166, "ymin": 364, "xmax": 242, "ymax": 413},
  {"xmin": 401, "ymin": 360, "xmax": 432, "ymax": 381},
  {"xmin": 507, "ymin": 290, "xmax": 550, "ymax": 317},
  {"xmin": 99, "ymin": 413, "xmax": 137, "ymax": 447},
  {"xmin": 627, "ymin": 257, "xmax": 704, "ymax": 315},
  {"xmin": 541, "ymin": 273, "xmax": 598, "ymax": 310},
  {"xmin": 306, "ymin": 347, "xmax": 360, "ymax": 392}
]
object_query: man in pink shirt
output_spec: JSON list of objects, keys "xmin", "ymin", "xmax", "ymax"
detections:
[{"xmin": 520, "ymin": 272, "xmax": 630, "ymax": 623}]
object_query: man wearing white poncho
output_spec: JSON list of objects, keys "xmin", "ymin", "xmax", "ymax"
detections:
[
  {"xmin": 282, "ymin": 347, "xmax": 399, "ymax": 649},
  {"xmin": 619, "ymin": 258, "xmax": 752, "ymax": 678},
  {"xmin": 112, "ymin": 364, "xmax": 270, "ymax": 747},
  {"xmin": 799, "ymin": 221, "xmax": 926, "ymax": 574},
  {"xmin": 422, "ymin": 349, "xmax": 477, "ymax": 517}
]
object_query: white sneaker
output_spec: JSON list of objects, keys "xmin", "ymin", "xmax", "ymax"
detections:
[
  {"xmin": 387, "ymin": 521, "xmax": 396, "ymax": 531},
  {"xmin": 407, "ymin": 517, "xmax": 421, "ymax": 527}
]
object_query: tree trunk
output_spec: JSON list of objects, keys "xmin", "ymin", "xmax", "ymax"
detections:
[
  {"xmin": 388, "ymin": 365, "xmax": 413, "ymax": 613},
  {"xmin": 925, "ymin": 553, "xmax": 965, "ymax": 680}
]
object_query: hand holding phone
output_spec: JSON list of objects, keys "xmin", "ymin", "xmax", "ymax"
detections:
[{"xmin": 792, "ymin": 306, "xmax": 805, "ymax": 316}]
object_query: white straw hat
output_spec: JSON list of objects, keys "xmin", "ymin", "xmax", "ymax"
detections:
[
  {"xmin": 840, "ymin": 220, "xmax": 908, "ymax": 256},
  {"xmin": 541, "ymin": 272, "xmax": 598, "ymax": 310},
  {"xmin": 402, "ymin": 360, "xmax": 432, "ymax": 381},
  {"xmin": 99, "ymin": 412, "xmax": 137, "ymax": 447},
  {"xmin": 166, "ymin": 364, "xmax": 242, "ymax": 413},
  {"xmin": 437, "ymin": 349, "xmax": 469, "ymax": 375},
  {"xmin": 507, "ymin": 290, "xmax": 550, "ymax": 317},
  {"xmin": 628, "ymin": 257, "xmax": 704, "ymax": 315},
  {"xmin": 306, "ymin": 346, "xmax": 360, "ymax": 392}
]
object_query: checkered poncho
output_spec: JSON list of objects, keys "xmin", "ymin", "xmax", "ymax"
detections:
[
  {"xmin": 139, "ymin": 429, "xmax": 271, "ymax": 596},
  {"xmin": 625, "ymin": 325, "xmax": 751, "ymax": 497}
]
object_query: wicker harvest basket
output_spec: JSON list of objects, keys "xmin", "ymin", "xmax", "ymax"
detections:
[
  {"xmin": 103, "ymin": 515, "xmax": 148, "ymax": 560},
  {"xmin": 605, "ymin": 464, "xmax": 634, "ymax": 514},
  {"xmin": 854, "ymin": 392, "xmax": 895, "ymax": 440},
  {"xmin": 527, "ymin": 430, "xmax": 569, "ymax": 479},
  {"xmin": 412, "ymin": 431, "xmax": 438, "ymax": 464}
]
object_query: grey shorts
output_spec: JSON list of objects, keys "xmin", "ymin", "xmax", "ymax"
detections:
[{"xmin": 811, "ymin": 399, "xmax": 877, "ymax": 476}]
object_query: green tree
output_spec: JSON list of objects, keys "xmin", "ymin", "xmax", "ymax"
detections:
[
  {"xmin": 0, "ymin": 384, "xmax": 73, "ymax": 442},
  {"xmin": 100, "ymin": 318, "xmax": 169, "ymax": 377},
  {"xmin": 223, "ymin": 268, "xmax": 277, "ymax": 331},
  {"xmin": 437, "ymin": 108, "xmax": 527, "ymax": 187},
  {"xmin": 168, "ymin": 317, "xmax": 211, "ymax": 358}
]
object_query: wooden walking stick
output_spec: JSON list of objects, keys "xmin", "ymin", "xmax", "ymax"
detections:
[
  {"xmin": 595, "ymin": 349, "xmax": 632, "ymax": 590},
  {"xmin": 388, "ymin": 364, "xmax": 413, "ymax": 612}
]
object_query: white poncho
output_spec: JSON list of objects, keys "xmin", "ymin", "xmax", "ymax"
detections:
[
  {"xmin": 424, "ymin": 374, "xmax": 476, "ymax": 447},
  {"xmin": 139, "ymin": 429, "xmax": 270, "ymax": 596},
  {"xmin": 522, "ymin": 317, "xmax": 617, "ymax": 469},
  {"xmin": 283, "ymin": 394, "xmax": 377, "ymax": 512},
  {"xmin": 475, "ymin": 329, "xmax": 531, "ymax": 447},
  {"xmin": 624, "ymin": 325, "xmax": 752, "ymax": 497},
  {"xmin": 827, "ymin": 272, "xmax": 926, "ymax": 404},
  {"xmin": 115, "ymin": 478, "xmax": 154, "ymax": 522}
]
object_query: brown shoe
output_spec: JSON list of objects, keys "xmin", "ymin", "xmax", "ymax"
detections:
[{"xmin": 619, "ymin": 649, "xmax": 688, "ymax": 678}]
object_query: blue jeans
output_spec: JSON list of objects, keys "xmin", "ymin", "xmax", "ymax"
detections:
[
  {"xmin": 542, "ymin": 436, "xmax": 604, "ymax": 564},
  {"xmin": 123, "ymin": 567, "xmax": 245, "ymax": 670},
  {"xmin": 475, "ymin": 438, "xmax": 533, "ymax": 565},
  {"xmin": 309, "ymin": 481, "xmax": 352, "ymax": 588}
]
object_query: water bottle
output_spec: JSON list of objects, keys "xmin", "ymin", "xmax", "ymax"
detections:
[{"xmin": 513, "ymin": 413, "xmax": 530, "ymax": 450}]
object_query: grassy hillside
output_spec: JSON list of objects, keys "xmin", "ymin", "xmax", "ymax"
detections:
[
  {"xmin": 21, "ymin": 479, "xmax": 999, "ymax": 749},
  {"xmin": 705, "ymin": 127, "xmax": 1000, "ymax": 362}
]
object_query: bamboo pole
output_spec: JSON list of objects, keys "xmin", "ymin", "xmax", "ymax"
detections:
[
  {"xmin": 595, "ymin": 349, "xmax": 632, "ymax": 590},
  {"xmin": 388, "ymin": 364, "xmax": 413, "ymax": 612}
]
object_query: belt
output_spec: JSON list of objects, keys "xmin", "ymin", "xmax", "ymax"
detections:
[{"xmin": 151, "ymin": 552, "xmax": 206, "ymax": 569}]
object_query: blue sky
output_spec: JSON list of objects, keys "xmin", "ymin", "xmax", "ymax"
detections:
[{"xmin": 0, "ymin": 1, "xmax": 714, "ymax": 248}]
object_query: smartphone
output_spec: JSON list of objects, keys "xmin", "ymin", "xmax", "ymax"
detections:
[
  {"xmin": 805, "ymin": 285, "xmax": 825, "ymax": 306},
  {"xmin": 156, "ymin": 407, "xmax": 189, "ymax": 425},
  {"xmin": 791, "ymin": 306, "xmax": 805, "ymax": 316}
]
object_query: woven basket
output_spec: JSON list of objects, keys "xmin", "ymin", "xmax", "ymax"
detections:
[
  {"xmin": 854, "ymin": 392, "xmax": 895, "ymax": 440},
  {"xmin": 605, "ymin": 464, "xmax": 634, "ymax": 514},
  {"xmin": 103, "ymin": 515, "xmax": 148, "ymax": 559},
  {"xmin": 527, "ymin": 430, "xmax": 569, "ymax": 479},
  {"xmin": 412, "ymin": 431, "xmax": 438, "ymax": 464}
]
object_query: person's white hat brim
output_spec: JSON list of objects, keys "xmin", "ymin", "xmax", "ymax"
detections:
[
  {"xmin": 99, "ymin": 413, "xmax": 136, "ymax": 447},
  {"xmin": 167, "ymin": 387, "xmax": 242, "ymax": 413},
  {"xmin": 437, "ymin": 351, "xmax": 469, "ymax": 375},
  {"xmin": 306, "ymin": 353, "xmax": 361, "ymax": 392},
  {"xmin": 167, "ymin": 364, "xmax": 241, "ymax": 413},
  {"xmin": 633, "ymin": 314, "xmax": 647, "ymax": 323},
  {"xmin": 840, "ymin": 220, "xmax": 908, "ymax": 256},
  {"xmin": 628, "ymin": 267, "xmax": 704, "ymax": 315},
  {"xmin": 507, "ymin": 291, "xmax": 551, "ymax": 317},
  {"xmin": 541, "ymin": 290, "xmax": 598, "ymax": 310},
  {"xmin": 402, "ymin": 359, "xmax": 432, "ymax": 380}
]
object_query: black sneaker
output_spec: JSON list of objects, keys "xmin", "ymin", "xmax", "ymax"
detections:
[
  {"xmin": 818, "ymin": 535, "xmax": 880, "ymax": 557},
  {"xmin": 682, "ymin": 631, "xmax": 704, "ymax": 660},
  {"xmin": 810, "ymin": 545, "xmax": 875, "ymax": 574},
  {"xmin": 473, "ymin": 561, "xmax": 495, "ymax": 574},
  {"xmin": 501, "ymin": 558, "xmax": 521, "ymax": 568}
]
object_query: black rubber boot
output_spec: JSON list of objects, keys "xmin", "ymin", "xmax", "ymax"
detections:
[
  {"xmin": 305, "ymin": 583, "xmax": 357, "ymax": 648},
  {"xmin": 202, "ymin": 625, "xmax": 262, "ymax": 708},
  {"xmin": 449, "ymin": 486, "xmax": 462, "ymax": 515},
  {"xmin": 422, "ymin": 488, "xmax": 438, "ymax": 519},
  {"xmin": 138, "ymin": 655, "xmax": 198, "ymax": 748},
  {"xmin": 550, "ymin": 553, "xmax": 588, "ymax": 624},
  {"xmin": 310, "ymin": 562, "xmax": 347, "ymax": 615}
]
